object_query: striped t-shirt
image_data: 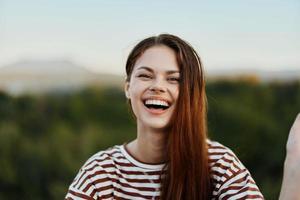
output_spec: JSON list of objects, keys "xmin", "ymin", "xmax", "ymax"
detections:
[{"xmin": 65, "ymin": 140, "xmax": 264, "ymax": 199}]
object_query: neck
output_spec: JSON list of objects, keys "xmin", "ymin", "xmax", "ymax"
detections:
[{"xmin": 127, "ymin": 124, "xmax": 168, "ymax": 164}]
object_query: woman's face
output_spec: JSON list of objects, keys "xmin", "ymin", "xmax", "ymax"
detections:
[{"xmin": 125, "ymin": 45, "xmax": 180, "ymax": 131}]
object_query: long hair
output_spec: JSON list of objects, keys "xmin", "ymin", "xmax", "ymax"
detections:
[{"xmin": 125, "ymin": 34, "xmax": 212, "ymax": 200}]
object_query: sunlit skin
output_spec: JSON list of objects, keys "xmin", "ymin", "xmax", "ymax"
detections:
[
  {"xmin": 279, "ymin": 113, "xmax": 300, "ymax": 200},
  {"xmin": 124, "ymin": 45, "xmax": 180, "ymax": 164}
]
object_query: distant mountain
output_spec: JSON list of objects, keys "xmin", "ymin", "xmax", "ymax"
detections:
[
  {"xmin": 0, "ymin": 59, "xmax": 124, "ymax": 95},
  {"xmin": 0, "ymin": 59, "xmax": 93, "ymax": 76},
  {"xmin": 0, "ymin": 59, "xmax": 299, "ymax": 95},
  {"xmin": 206, "ymin": 68, "xmax": 300, "ymax": 82}
]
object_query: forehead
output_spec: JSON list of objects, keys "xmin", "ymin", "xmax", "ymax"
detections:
[{"xmin": 134, "ymin": 45, "xmax": 179, "ymax": 72}]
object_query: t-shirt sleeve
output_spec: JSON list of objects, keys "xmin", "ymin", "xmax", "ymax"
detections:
[
  {"xmin": 65, "ymin": 153, "xmax": 113, "ymax": 200},
  {"xmin": 65, "ymin": 167, "xmax": 99, "ymax": 200},
  {"xmin": 210, "ymin": 146, "xmax": 264, "ymax": 199}
]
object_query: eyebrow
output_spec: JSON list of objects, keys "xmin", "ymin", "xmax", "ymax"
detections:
[{"xmin": 137, "ymin": 66, "xmax": 180, "ymax": 74}]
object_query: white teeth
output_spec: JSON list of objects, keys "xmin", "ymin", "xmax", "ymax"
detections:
[{"xmin": 145, "ymin": 99, "xmax": 169, "ymax": 107}]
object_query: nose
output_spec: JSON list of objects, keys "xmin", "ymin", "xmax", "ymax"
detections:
[
  {"xmin": 148, "ymin": 77, "xmax": 166, "ymax": 93},
  {"xmin": 149, "ymin": 86, "xmax": 165, "ymax": 93}
]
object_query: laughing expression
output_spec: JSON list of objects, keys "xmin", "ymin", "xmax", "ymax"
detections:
[{"xmin": 125, "ymin": 45, "xmax": 180, "ymax": 131}]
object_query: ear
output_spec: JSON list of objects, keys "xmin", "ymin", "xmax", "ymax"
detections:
[{"xmin": 124, "ymin": 81, "xmax": 130, "ymax": 99}]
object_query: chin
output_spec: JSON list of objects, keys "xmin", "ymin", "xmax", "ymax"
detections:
[{"xmin": 144, "ymin": 121, "xmax": 171, "ymax": 131}]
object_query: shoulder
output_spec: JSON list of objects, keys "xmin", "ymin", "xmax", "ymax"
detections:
[
  {"xmin": 207, "ymin": 139, "xmax": 264, "ymax": 199},
  {"xmin": 65, "ymin": 145, "xmax": 124, "ymax": 199},
  {"xmin": 207, "ymin": 139, "xmax": 244, "ymax": 169},
  {"xmin": 81, "ymin": 145, "xmax": 123, "ymax": 171},
  {"xmin": 207, "ymin": 139, "xmax": 248, "ymax": 183}
]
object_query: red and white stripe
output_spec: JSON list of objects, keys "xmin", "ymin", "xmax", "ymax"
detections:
[{"xmin": 65, "ymin": 140, "xmax": 264, "ymax": 199}]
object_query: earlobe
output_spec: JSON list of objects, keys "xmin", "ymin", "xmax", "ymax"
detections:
[
  {"xmin": 125, "ymin": 82, "xmax": 130, "ymax": 99},
  {"xmin": 125, "ymin": 91, "xmax": 130, "ymax": 99}
]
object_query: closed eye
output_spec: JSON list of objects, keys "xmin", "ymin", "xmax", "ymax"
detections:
[
  {"xmin": 137, "ymin": 74, "xmax": 152, "ymax": 79},
  {"xmin": 168, "ymin": 77, "xmax": 180, "ymax": 83}
]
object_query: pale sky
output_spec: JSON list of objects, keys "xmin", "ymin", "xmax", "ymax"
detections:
[{"xmin": 0, "ymin": 0, "xmax": 299, "ymax": 75}]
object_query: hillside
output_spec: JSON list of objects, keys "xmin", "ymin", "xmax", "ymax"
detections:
[{"xmin": 0, "ymin": 59, "xmax": 123, "ymax": 95}]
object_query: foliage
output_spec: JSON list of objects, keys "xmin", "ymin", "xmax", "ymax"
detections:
[{"xmin": 0, "ymin": 81, "xmax": 299, "ymax": 199}]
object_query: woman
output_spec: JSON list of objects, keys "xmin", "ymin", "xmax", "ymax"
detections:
[{"xmin": 65, "ymin": 33, "xmax": 266, "ymax": 199}]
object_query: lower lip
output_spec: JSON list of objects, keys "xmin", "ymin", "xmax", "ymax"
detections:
[{"xmin": 144, "ymin": 105, "xmax": 169, "ymax": 115}]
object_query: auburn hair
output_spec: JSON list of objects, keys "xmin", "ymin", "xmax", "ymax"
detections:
[{"xmin": 125, "ymin": 34, "xmax": 212, "ymax": 200}]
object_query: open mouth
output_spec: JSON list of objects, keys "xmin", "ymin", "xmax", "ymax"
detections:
[{"xmin": 143, "ymin": 99, "xmax": 170, "ymax": 111}]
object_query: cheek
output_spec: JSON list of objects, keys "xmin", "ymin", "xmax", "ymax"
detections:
[
  {"xmin": 129, "ymin": 85, "xmax": 144, "ymax": 98},
  {"xmin": 128, "ymin": 83, "xmax": 145, "ymax": 107},
  {"xmin": 129, "ymin": 79, "xmax": 148, "ymax": 96},
  {"xmin": 172, "ymin": 86, "xmax": 180, "ymax": 101}
]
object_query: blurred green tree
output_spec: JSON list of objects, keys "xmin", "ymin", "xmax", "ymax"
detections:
[{"xmin": 0, "ymin": 81, "xmax": 299, "ymax": 199}]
